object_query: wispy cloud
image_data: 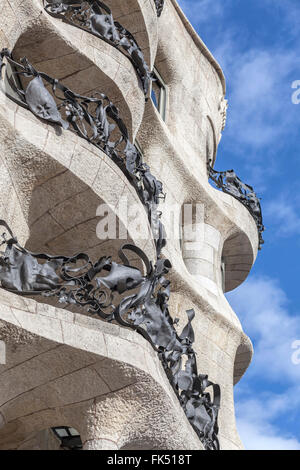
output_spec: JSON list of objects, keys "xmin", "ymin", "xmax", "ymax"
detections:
[
  {"xmin": 227, "ymin": 276, "xmax": 300, "ymax": 449},
  {"xmin": 227, "ymin": 276, "xmax": 300, "ymax": 383},
  {"xmin": 178, "ymin": 0, "xmax": 300, "ymax": 450},
  {"xmin": 215, "ymin": 44, "xmax": 298, "ymax": 149},
  {"xmin": 264, "ymin": 195, "xmax": 300, "ymax": 238},
  {"xmin": 235, "ymin": 384, "xmax": 300, "ymax": 450},
  {"xmin": 179, "ymin": 0, "xmax": 300, "ymax": 195},
  {"xmin": 236, "ymin": 393, "xmax": 300, "ymax": 450},
  {"xmin": 178, "ymin": 0, "xmax": 225, "ymax": 24}
]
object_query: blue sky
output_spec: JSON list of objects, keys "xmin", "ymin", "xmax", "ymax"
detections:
[{"xmin": 178, "ymin": 0, "xmax": 300, "ymax": 450}]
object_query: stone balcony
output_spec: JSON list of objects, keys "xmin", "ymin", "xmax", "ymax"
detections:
[{"xmin": 0, "ymin": 0, "xmax": 261, "ymax": 450}]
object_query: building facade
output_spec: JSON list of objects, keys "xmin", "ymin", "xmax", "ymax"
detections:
[{"xmin": 0, "ymin": 0, "xmax": 263, "ymax": 450}]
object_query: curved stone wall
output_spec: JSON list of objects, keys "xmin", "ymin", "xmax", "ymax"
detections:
[
  {"xmin": 0, "ymin": 289, "xmax": 202, "ymax": 450},
  {"xmin": 0, "ymin": 0, "xmax": 261, "ymax": 451}
]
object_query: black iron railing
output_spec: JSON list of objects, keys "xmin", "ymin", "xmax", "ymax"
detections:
[
  {"xmin": 0, "ymin": 48, "xmax": 221, "ymax": 450},
  {"xmin": 43, "ymin": 0, "xmax": 152, "ymax": 96},
  {"xmin": 0, "ymin": 220, "xmax": 220, "ymax": 450},
  {"xmin": 208, "ymin": 166, "xmax": 264, "ymax": 249},
  {"xmin": 0, "ymin": 49, "xmax": 165, "ymax": 255}
]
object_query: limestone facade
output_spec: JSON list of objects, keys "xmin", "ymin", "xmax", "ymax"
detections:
[{"xmin": 0, "ymin": 0, "xmax": 259, "ymax": 450}]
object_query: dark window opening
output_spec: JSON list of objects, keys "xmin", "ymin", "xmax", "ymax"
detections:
[
  {"xmin": 52, "ymin": 426, "xmax": 82, "ymax": 450},
  {"xmin": 150, "ymin": 68, "xmax": 167, "ymax": 121}
]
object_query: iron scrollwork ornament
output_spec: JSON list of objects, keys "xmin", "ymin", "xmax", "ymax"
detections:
[
  {"xmin": 0, "ymin": 220, "xmax": 220, "ymax": 450},
  {"xmin": 154, "ymin": 0, "xmax": 164, "ymax": 17},
  {"xmin": 208, "ymin": 165, "xmax": 265, "ymax": 249},
  {"xmin": 0, "ymin": 48, "xmax": 221, "ymax": 450},
  {"xmin": 43, "ymin": 0, "xmax": 152, "ymax": 96},
  {"xmin": 0, "ymin": 49, "xmax": 166, "ymax": 255}
]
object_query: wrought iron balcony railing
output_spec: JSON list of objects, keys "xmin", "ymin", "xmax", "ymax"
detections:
[
  {"xmin": 0, "ymin": 220, "xmax": 220, "ymax": 450},
  {"xmin": 208, "ymin": 165, "xmax": 265, "ymax": 249},
  {"xmin": 43, "ymin": 0, "xmax": 152, "ymax": 96},
  {"xmin": 0, "ymin": 49, "xmax": 165, "ymax": 255},
  {"xmin": 0, "ymin": 48, "xmax": 221, "ymax": 450}
]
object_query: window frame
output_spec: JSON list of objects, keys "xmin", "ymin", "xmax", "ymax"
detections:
[
  {"xmin": 51, "ymin": 426, "xmax": 82, "ymax": 450},
  {"xmin": 150, "ymin": 67, "xmax": 167, "ymax": 121}
]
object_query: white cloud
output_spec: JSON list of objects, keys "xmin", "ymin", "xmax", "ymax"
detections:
[
  {"xmin": 179, "ymin": 0, "xmax": 300, "ymax": 198},
  {"xmin": 215, "ymin": 44, "xmax": 298, "ymax": 149},
  {"xmin": 236, "ymin": 392, "xmax": 300, "ymax": 450},
  {"xmin": 227, "ymin": 276, "xmax": 300, "ymax": 383},
  {"xmin": 237, "ymin": 416, "xmax": 300, "ymax": 450},
  {"xmin": 178, "ymin": 0, "xmax": 300, "ymax": 449},
  {"xmin": 227, "ymin": 276, "xmax": 300, "ymax": 449},
  {"xmin": 178, "ymin": 0, "xmax": 225, "ymax": 24},
  {"xmin": 264, "ymin": 196, "xmax": 300, "ymax": 237}
]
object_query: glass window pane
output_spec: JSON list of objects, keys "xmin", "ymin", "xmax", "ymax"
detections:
[
  {"xmin": 55, "ymin": 428, "xmax": 68, "ymax": 437},
  {"xmin": 151, "ymin": 83, "xmax": 160, "ymax": 109},
  {"xmin": 151, "ymin": 69, "xmax": 166, "ymax": 120},
  {"xmin": 69, "ymin": 428, "xmax": 79, "ymax": 436}
]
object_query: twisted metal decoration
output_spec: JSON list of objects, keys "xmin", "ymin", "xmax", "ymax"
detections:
[
  {"xmin": 43, "ymin": 0, "xmax": 152, "ymax": 96},
  {"xmin": 0, "ymin": 49, "xmax": 166, "ymax": 255},
  {"xmin": 154, "ymin": 0, "xmax": 164, "ymax": 17},
  {"xmin": 208, "ymin": 166, "xmax": 264, "ymax": 249},
  {"xmin": 0, "ymin": 220, "xmax": 220, "ymax": 450},
  {"xmin": 0, "ymin": 49, "xmax": 221, "ymax": 450}
]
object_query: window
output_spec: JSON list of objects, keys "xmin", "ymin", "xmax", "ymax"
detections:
[
  {"xmin": 52, "ymin": 426, "xmax": 82, "ymax": 450},
  {"xmin": 221, "ymin": 258, "xmax": 226, "ymax": 292},
  {"xmin": 150, "ymin": 68, "xmax": 167, "ymax": 121}
]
